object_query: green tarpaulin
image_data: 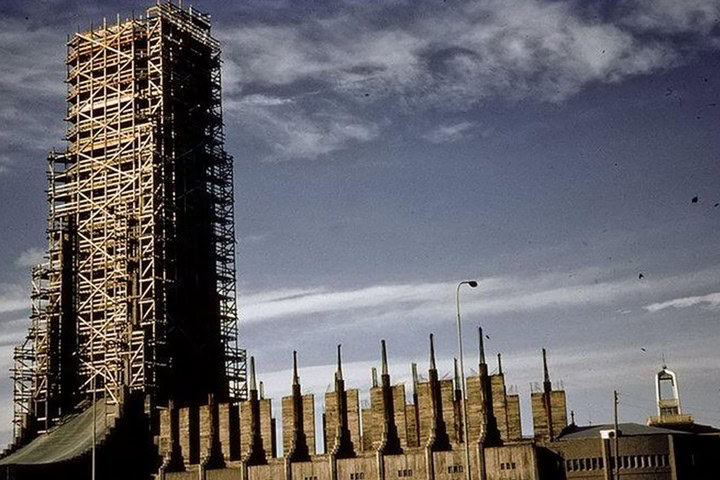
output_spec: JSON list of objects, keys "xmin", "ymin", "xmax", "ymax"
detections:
[{"xmin": 0, "ymin": 401, "xmax": 111, "ymax": 466}]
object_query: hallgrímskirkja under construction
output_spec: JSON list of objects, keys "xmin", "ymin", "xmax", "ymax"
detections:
[
  {"xmin": 2, "ymin": 3, "xmax": 245, "ymax": 477},
  {"xmin": 4, "ymin": 3, "xmax": 720, "ymax": 480}
]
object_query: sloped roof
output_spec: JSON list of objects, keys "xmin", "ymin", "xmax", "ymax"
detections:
[
  {"xmin": 558, "ymin": 422, "xmax": 689, "ymax": 440},
  {"xmin": 0, "ymin": 401, "xmax": 109, "ymax": 466}
]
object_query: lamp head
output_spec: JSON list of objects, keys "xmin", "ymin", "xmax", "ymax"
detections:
[{"xmin": 467, "ymin": 280, "xmax": 478, "ymax": 288}]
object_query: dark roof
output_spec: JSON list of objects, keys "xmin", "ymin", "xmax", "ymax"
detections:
[
  {"xmin": 0, "ymin": 401, "xmax": 109, "ymax": 466},
  {"xmin": 651, "ymin": 422, "xmax": 720, "ymax": 435},
  {"xmin": 558, "ymin": 422, "xmax": 689, "ymax": 440}
]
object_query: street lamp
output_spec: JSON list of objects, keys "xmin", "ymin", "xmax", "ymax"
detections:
[{"xmin": 456, "ymin": 280, "xmax": 478, "ymax": 480}]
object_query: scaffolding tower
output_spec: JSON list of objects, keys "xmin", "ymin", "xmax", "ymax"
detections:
[{"xmin": 12, "ymin": 1, "xmax": 246, "ymax": 438}]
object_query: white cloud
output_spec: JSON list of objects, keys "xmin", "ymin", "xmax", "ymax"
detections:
[
  {"xmin": 643, "ymin": 291, "xmax": 720, "ymax": 313},
  {"xmin": 212, "ymin": 0, "xmax": 718, "ymax": 157},
  {"xmin": 226, "ymin": 93, "xmax": 378, "ymax": 160},
  {"xmin": 423, "ymin": 122, "xmax": 478, "ymax": 144},
  {"xmin": 239, "ymin": 234, "xmax": 268, "ymax": 245},
  {"xmin": 0, "ymin": 19, "xmax": 66, "ymax": 173},
  {"xmin": 621, "ymin": 0, "xmax": 720, "ymax": 35},
  {"xmin": 217, "ymin": 0, "xmax": 700, "ymax": 106},
  {"xmin": 0, "ymin": 155, "xmax": 11, "ymax": 174},
  {"xmin": 0, "ymin": 284, "xmax": 29, "ymax": 315},
  {"xmin": 218, "ymin": 22, "xmax": 424, "ymax": 92},
  {"xmin": 239, "ymin": 267, "xmax": 720, "ymax": 326},
  {"xmin": 15, "ymin": 247, "xmax": 44, "ymax": 268}
]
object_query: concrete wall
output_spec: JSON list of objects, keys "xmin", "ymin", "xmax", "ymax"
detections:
[
  {"xmin": 466, "ymin": 375, "xmax": 485, "ymax": 444},
  {"xmin": 531, "ymin": 390, "xmax": 568, "ymax": 441},
  {"xmin": 282, "ymin": 393, "xmax": 316, "ymax": 456},
  {"xmin": 384, "ymin": 451, "xmax": 427, "ymax": 479},
  {"xmin": 325, "ymin": 389, "xmax": 361, "ymax": 454},
  {"xmin": 531, "ymin": 393, "xmax": 548, "ymax": 441},
  {"xmin": 440, "ymin": 380, "xmax": 460, "ymax": 444},
  {"xmin": 347, "ymin": 389, "xmax": 362, "ymax": 453},
  {"xmin": 550, "ymin": 391, "xmax": 567, "ymax": 437},
  {"xmin": 492, "ymin": 375, "xmax": 510, "ymax": 441},
  {"xmin": 506, "ymin": 395, "xmax": 523, "ymax": 441},
  {"xmin": 392, "ymin": 385, "xmax": 409, "ymax": 449},
  {"xmin": 485, "ymin": 443, "xmax": 539, "ymax": 480}
]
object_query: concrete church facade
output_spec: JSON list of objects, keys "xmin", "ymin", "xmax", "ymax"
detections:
[{"xmin": 156, "ymin": 335, "xmax": 719, "ymax": 480}]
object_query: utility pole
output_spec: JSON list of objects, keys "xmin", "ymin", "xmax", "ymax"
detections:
[{"xmin": 613, "ymin": 390, "xmax": 619, "ymax": 479}]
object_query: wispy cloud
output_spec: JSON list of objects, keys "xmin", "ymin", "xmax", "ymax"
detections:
[
  {"xmin": 0, "ymin": 284, "xmax": 29, "ymax": 315},
  {"xmin": 15, "ymin": 247, "xmax": 44, "ymax": 268},
  {"xmin": 239, "ymin": 266, "xmax": 720, "ymax": 326},
  {"xmin": 213, "ymin": 0, "xmax": 720, "ymax": 159},
  {"xmin": 225, "ymin": 94, "xmax": 378, "ymax": 161},
  {"xmin": 0, "ymin": 19, "xmax": 66, "ymax": 173},
  {"xmin": 423, "ymin": 122, "xmax": 478, "ymax": 144},
  {"xmin": 0, "ymin": 155, "xmax": 11, "ymax": 175},
  {"xmin": 218, "ymin": 0, "xmax": 717, "ymax": 103},
  {"xmin": 643, "ymin": 291, "xmax": 720, "ymax": 313},
  {"xmin": 621, "ymin": 0, "xmax": 720, "ymax": 35},
  {"xmin": 239, "ymin": 234, "xmax": 268, "ymax": 245}
]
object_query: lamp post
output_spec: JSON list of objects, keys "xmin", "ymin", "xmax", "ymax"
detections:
[
  {"xmin": 92, "ymin": 372, "xmax": 96, "ymax": 480},
  {"xmin": 456, "ymin": 280, "xmax": 478, "ymax": 480}
]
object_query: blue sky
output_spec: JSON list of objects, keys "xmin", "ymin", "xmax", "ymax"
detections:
[{"xmin": 1, "ymin": 0, "xmax": 720, "ymax": 446}]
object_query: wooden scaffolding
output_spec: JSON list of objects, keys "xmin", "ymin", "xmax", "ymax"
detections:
[{"xmin": 12, "ymin": 1, "xmax": 246, "ymax": 439}]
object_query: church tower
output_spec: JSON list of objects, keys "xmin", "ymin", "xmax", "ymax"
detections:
[{"xmin": 9, "ymin": 1, "xmax": 246, "ymax": 444}]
